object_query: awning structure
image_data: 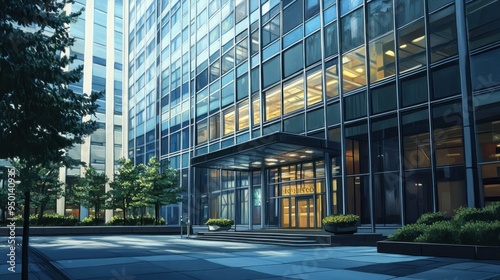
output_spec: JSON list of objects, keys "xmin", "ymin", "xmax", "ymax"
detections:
[{"xmin": 191, "ymin": 132, "xmax": 340, "ymax": 170}]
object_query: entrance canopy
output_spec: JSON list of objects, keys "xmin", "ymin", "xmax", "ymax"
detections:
[{"xmin": 191, "ymin": 132, "xmax": 340, "ymax": 170}]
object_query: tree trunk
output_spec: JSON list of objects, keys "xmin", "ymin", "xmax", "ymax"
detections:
[
  {"xmin": 123, "ymin": 199, "xmax": 127, "ymax": 225},
  {"xmin": 155, "ymin": 203, "xmax": 160, "ymax": 225},
  {"xmin": 22, "ymin": 191, "xmax": 30, "ymax": 280}
]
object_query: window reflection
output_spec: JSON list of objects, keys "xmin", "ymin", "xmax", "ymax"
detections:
[
  {"xmin": 341, "ymin": 8, "xmax": 364, "ymax": 52},
  {"xmin": 197, "ymin": 120, "xmax": 208, "ymax": 144},
  {"xmin": 466, "ymin": 0, "xmax": 500, "ymax": 50},
  {"xmin": 342, "ymin": 46, "xmax": 366, "ymax": 92},
  {"xmin": 283, "ymin": 75, "xmax": 304, "ymax": 114},
  {"xmin": 209, "ymin": 113, "xmax": 220, "ymax": 140},
  {"xmin": 402, "ymin": 109, "xmax": 431, "ymax": 169}
]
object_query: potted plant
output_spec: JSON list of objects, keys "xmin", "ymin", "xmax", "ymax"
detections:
[
  {"xmin": 205, "ymin": 218, "xmax": 234, "ymax": 231},
  {"xmin": 322, "ymin": 214, "xmax": 360, "ymax": 234}
]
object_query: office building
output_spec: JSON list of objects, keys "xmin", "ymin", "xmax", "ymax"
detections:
[{"xmin": 126, "ymin": 0, "xmax": 500, "ymax": 231}]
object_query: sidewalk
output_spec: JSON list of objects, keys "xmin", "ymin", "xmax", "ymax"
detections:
[{"xmin": 1, "ymin": 235, "xmax": 499, "ymax": 279}]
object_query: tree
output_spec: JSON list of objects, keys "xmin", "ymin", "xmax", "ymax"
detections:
[
  {"xmin": 106, "ymin": 158, "xmax": 144, "ymax": 225},
  {"xmin": 0, "ymin": 1, "xmax": 101, "ymax": 277},
  {"xmin": 72, "ymin": 166, "xmax": 108, "ymax": 224},
  {"xmin": 12, "ymin": 160, "xmax": 64, "ymax": 225},
  {"xmin": 140, "ymin": 157, "xmax": 182, "ymax": 225}
]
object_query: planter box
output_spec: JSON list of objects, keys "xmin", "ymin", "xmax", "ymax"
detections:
[
  {"xmin": 207, "ymin": 225, "xmax": 231, "ymax": 231},
  {"xmin": 377, "ymin": 240, "xmax": 500, "ymax": 260},
  {"xmin": 324, "ymin": 224, "xmax": 358, "ymax": 234}
]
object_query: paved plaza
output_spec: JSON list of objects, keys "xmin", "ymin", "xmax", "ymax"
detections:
[{"xmin": 1, "ymin": 235, "xmax": 500, "ymax": 279}]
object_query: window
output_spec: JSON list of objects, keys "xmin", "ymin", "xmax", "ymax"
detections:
[
  {"xmin": 263, "ymin": 56, "xmax": 281, "ymax": 88},
  {"xmin": 342, "ymin": 46, "xmax": 366, "ymax": 92},
  {"xmin": 371, "ymin": 83, "xmax": 396, "ymax": 114},
  {"xmin": 369, "ymin": 33, "xmax": 396, "ymax": 83},
  {"xmin": 324, "ymin": 23, "xmax": 338, "ymax": 58},
  {"xmin": 398, "ymin": 19, "xmax": 426, "ymax": 73},
  {"xmin": 466, "ymin": 0, "xmax": 500, "ymax": 50},
  {"xmin": 368, "ymin": 0, "xmax": 393, "ymax": 40},
  {"xmin": 433, "ymin": 102, "xmax": 464, "ymax": 166},
  {"xmin": 283, "ymin": 75, "xmax": 304, "ymax": 114},
  {"xmin": 371, "ymin": 116, "xmax": 399, "ymax": 172},
  {"xmin": 223, "ymin": 107, "xmax": 235, "ymax": 136},
  {"xmin": 402, "ymin": 109, "xmax": 430, "ymax": 169},
  {"xmin": 235, "ymin": 39, "xmax": 248, "ymax": 65},
  {"xmin": 344, "ymin": 91, "xmax": 367, "ymax": 121},
  {"xmin": 237, "ymin": 100, "xmax": 249, "ymax": 131},
  {"xmin": 471, "ymin": 47, "xmax": 500, "ymax": 91},
  {"xmin": 306, "ymin": 32, "xmax": 321, "ymax": 66},
  {"xmin": 305, "ymin": 0, "xmax": 320, "ymax": 20},
  {"xmin": 341, "ymin": 0, "xmax": 363, "ymax": 16},
  {"xmin": 432, "ymin": 62, "xmax": 460, "ymax": 100},
  {"xmin": 429, "ymin": 5, "xmax": 458, "ymax": 63},
  {"xmin": 252, "ymin": 93, "xmax": 260, "ymax": 126},
  {"xmin": 210, "ymin": 114, "xmax": 220, "ymax": 140},
  {"xmin": 396, "ymin": 0, "xmax": 424, "ymax": 27},
  {"xmin": 345, "ymin": 122, "xmax": 369, "ymax": 174},
  {"xmin": 283, "ymin": 0, "xmax": 303, "ymax": 34},
  {"xmin": 197, "ymin": 120, "xmax": 208, "ymax": 144},
  {"xmin": 283, "ymin": 43, "xmax": 304, "ymax": 78},
  {"xmin": 307, "ymin": 108, "xmax": 324, "ymax": 131},
  {"xmin": 427, "ymin": 0, "xmax": 453, "ymax": 12},
  {"xmin": 401, "ymin": 72, "xmax": 428, "ymax": 107},
  {"xmin": 325, "ymin": 59, "xmax": 339, "ymax": 99},
  {"xmin": 262, "ymin": 15, "xmax": 280, "ymax": 47},
  {"xmin": 265, "ymin": 85, "xmax": 281, "ymax": 121},
  {"xmin": 284, "ymin": 114, "xmax": 305, "ymax": 133},
  {"xmin": 327, "ymin": 102, "xmax": 340, "ymax": 126},
  {"xmin": 307, "ymin": 67, "xmax": 323, "ymax": 106},
  {"xmin": 236, "ymin": 74, "xmax": 249, "ymax": 100},
  {"xmin": 341, "ymin": 8, "xmax": 364, "ymax": 52}
]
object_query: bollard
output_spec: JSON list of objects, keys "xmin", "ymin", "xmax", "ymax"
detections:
[{"xmin": 180, "ymin": 216, "xmax": 183, "ymax": 239}]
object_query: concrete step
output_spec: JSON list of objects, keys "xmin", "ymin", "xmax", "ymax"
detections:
[{"xmin": 194, "ymin": 231, "xmax": 331, "ymax": 246}]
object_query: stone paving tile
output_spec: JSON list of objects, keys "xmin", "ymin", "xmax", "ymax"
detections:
[
  {"xmin": 149, "ymin": 259, "xmax": 227, "ymax": 272},
  {"xmin": 62, "ymin": 262, "xmax": 170, "ymax": 280},
  {"xmin": 246, "ymin": 263, "xmax": 331, "ymax": 277},
  {"xmin": 206, "ymin": 256, "xmax": 282, "ymax": 267},
  {"xmin": 289, "ymin": 258, "xmax": 373, "ymax": 269},
  {"xmin": 289, "ymin": 269, "xmax": 394, "ymax": 280},
  {"xmin": 183, "ymin": 266, "xmax": 279, "ymax": 280},
  {"xmin": 407, "ymin": 268, "xmax": 497, "ymax": 280},
  {"xmin": 54, "ymin": 256, "xmax": 139, "ymax": 269}
]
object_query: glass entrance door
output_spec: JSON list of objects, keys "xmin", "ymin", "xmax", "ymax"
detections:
[{"xmin": 296, "ymin": 197, "xmax": 315, "ymax": 228}]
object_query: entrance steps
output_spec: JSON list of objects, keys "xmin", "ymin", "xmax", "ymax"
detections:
[
  {"xmin": 193, "ymin": 230, "xmax": 385, "ymax": 247},
  {"xmin": 194, "ymin": 230, "xmax": 330, "ymax": 246}
]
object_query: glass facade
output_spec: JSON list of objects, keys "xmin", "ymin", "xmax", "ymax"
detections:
[
  {"xmin": 57, "ymin": 0, "xmax": 124, "ymax": 220},
  {"xmin": 126, "ymin": 0, "xmax": 500, "ymax": 230}
]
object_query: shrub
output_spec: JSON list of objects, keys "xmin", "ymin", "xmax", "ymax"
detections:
[
  {"xmin": 458, "ymin": 221, "xmax": 500, "ymax": 246},
  {"xmin": 453, "ymin": 206, "xmax": 497, "ymax": 226},
  {"xmin": 205, "ymin": 218, "xmax": 234, "ymax": 227},
  {"xmin": 81, "ymin": 216, "xmax": 105, "ymax": 226},
  {"xmin": 39, "ymin": 214, "xmax": 79, "ymax": 226},
  {"xmin": 388, "ymin": 223, "xmax": 428, "ymax": 242},
  {"xmin": 415, "ymin": 212, "xmax": 447, "ymax": 225},
  {"xmin": 484, "ymin": 202, "xmax": 500, "ymax": 220},
  {"xmin": 322, "ymin": 214, "xmax": 360, "ymax": 227},
  {"xmin": 415, "ymin": 221, "xmax": 458, "ymax": 244},
  {"xmin": 108, "ymin": 215, "xmax": 166, "ymax": 226}
]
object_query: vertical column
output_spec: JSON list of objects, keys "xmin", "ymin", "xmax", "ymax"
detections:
[
  {"xmin": 56, "ymin": 166, "xmax": 66, "ymax": 215},
  {"xmin": 456, "ymin": 0, "xmax": 480, "ymax": 207},
  {"xmin": 248, "ymin": 171, "xmax": 253, "ymax": 230},
  {"xmin": 324, "ymin": 153, "xmax": 332, "ymax": 216},
  {"xmin": 260, "ymin": 166, "xmax": 265, "ymax": 229}
]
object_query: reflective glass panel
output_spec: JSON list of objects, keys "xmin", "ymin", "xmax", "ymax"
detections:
[
  {"xmin": 238, "ymin": 100, "xmax": 249, "ymax": 130},
  {"xmin": 223, "ymin": 107, "xmax": 235, "ymax": 136},
  {"xmin": 341, "ymin": 8, "xmax": 364, "ymax": 52},
  {"xmin": 342, "ymin": 46, "xmax": 366, "ymax": 92},
  {"xmin": 467, "ymin": 0, "xmax": 500, "ymax": 50},
  {"xmin": 325, "ymin": 59, "xmax": 339, "ymax": 99},
  {"xmin": 369, "ymin": 33, "xmax": 396, "ymax": 83},
  {"xmin": 429, "ymin": 5, "xmax": 457, "ymax": 63},
  {"xmin": 398, "ymin": 19, "xmax": 426, "ymax": 73},
  {"xmin": 283, "ymin": 75, "xmax": 305, "ymax": 114},
  {"xmin": 265, "ymin": 85, "xmax": 281, "ymax": 121},
  {"xmin": 307, "ymin": 67, "xmax": 323, "ymax": 106}
]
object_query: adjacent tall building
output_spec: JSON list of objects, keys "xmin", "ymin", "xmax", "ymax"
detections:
[
  {"xmin": 126, "ymin": 0, "xmax": 500, "ymax": 232},
  {"xmin": 58, "ymin": 0, "xmax": 125, "ymax": 220}
]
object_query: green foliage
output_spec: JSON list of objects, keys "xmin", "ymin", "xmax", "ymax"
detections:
[
  {"xmin": 452, "ymin": 206, "xmax": 497, "ymax": 226},
  {"xmin": 81, "ymin": 216, "xmax": 105, "ymax": 226},
  {"xmin": 389, "ymin": 223, "xmax": 428, "ymax": 242},
  {"xmin": 484, "ymin": 202, "xmax": 500, "ymax": 220},
  {"xmin": 322, "ymin": 214, "xmax": 360, "ymax": 227},
  {"xmin": 458, "ymin": 221, "xmax": 500, "ymax": 246},
  {"xmin": 415, "ymin": 212, "xmax": 448, "ymax": 225},
  {"xmin": 106, "ymin": 158, "xmax": 144, "ymax": 224},
  {"xmin": 13, "ymin": 214, "xmax": 78, "ymax": 226},
  {"xmin": 205, "ymin": 218, "xmax": 235, "ymax": 227},
  {"xmin": 107, "ymin": 215, "xmax": 166, "ymax": 226},
  {"xmin": 414, "ymin": 221, "xmax": 458, "ymax": 244},
  {"xmin": 0, "ymin": 0, "xmax": 102, "ymax": 164},
  {"xmin": 72, "ymin": 166, "xmax": 109, "ymax": 221}
]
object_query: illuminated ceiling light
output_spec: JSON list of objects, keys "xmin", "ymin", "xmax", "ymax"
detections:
[
  {"xmin": 400, "ymin": 44, "xmax": 407, "ymax": 49},
  {"xmin": 355, "ymin": 67, "xmax": 364, "ymax": 73},
  {"xmin": 252, "ymin": 161, "xmax": 261, "ymax": 165},
  {"xmin": 267, "ymin": 162, "xmax": 276, "ymax": 165},
  {"xmin": 300, "ymin": 155, "xmax": 306, "ymax": 158},
  {"xmin": 288, "ymin": 153, "xmax": 297, "ymax": 157},
  {"xmin": 279, "ymin": 160, "xmax": 286, "ymax": 163},
  {"xmin": 446, "ymin": 153, "xmax": 461, "ymax": 157},
  {"xmin": 412, "ymin": 35, "xmax": 425, "ymax": 43},
  {"xmin": 385, "ymin": 50, "xmax": 395, "ymax": 57},
  {"xmin": 265, "ymin": 158, "xmax": 278, "ymax": 162},
  {"xmin": 343, "ymin": 70, "xmax": 358, "ymax": 78},
  {"xmin": 342, "ymin": 56, "xmax": 351, "ymax": 64},
  {"xmin": 305, "ymin": 150, "xmax": 314, "ymax": 154}
]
